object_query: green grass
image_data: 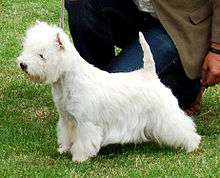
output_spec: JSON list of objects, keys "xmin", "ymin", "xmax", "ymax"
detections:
[{"xmin": 0, "ymin": 0, "xmax": 220, "ymax": 177}]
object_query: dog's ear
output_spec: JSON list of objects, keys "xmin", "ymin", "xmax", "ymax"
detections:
[{"xmin": 55, "ymin": 33, "xmax": 64, "ymax": 50}]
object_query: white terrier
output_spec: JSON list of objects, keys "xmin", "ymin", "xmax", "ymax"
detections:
[{"xmin": 17, "ymin": 22, "xmax": 201, "ymax": 162}]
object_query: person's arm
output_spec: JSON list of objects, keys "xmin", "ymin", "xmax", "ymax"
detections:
[{"xmin": 201, "ymin": 0, "xmax": 220, "ymax": 87}]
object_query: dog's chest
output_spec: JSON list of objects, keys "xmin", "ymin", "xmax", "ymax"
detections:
[{"xmin": 52, "ymin": 78, "xmax": 71, "ymax": 112}]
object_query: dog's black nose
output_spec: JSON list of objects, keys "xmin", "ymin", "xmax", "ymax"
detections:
[{"xmin": 20, "ymin": 62, "xmax": 28, "ymax": 71}]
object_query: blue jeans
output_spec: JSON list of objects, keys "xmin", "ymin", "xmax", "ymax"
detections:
[{"xmin": 65, "ymin": 0, "xmax": 201, "ymax": 109}]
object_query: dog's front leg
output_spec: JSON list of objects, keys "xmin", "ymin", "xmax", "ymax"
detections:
[
  {"xmin": 57, "ymin": 112, "xmax": 76, "ymax": 154},
  {"xmin": 70, "ymin": 122, "xmax": 103, "ymax": 163}
]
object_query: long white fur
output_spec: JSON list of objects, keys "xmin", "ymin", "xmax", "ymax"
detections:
[{"xmin": 17, "ymin": 22, "xmax": 201, "ymax": 162}]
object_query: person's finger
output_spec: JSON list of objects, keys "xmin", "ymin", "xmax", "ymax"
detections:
[
  {"xmin": 201, "ymin": 61, "xmax": 208, "ymax": 86},
  {"xmin": 201, "ymin": 69, "xmax": 207, "ymax": 85},
  {"xmin": 205, "ymin": 70, "xmax": 220, "ymax": 86}
]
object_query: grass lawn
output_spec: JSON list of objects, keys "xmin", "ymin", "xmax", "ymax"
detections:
[{"xmin": 0, "ymin": 0, "xmax": 220, "ymax": 177}]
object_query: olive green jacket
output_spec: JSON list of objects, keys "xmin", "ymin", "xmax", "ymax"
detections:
[{"xmin": 152, "ymin": 0, "xmax": 220, "ymax": 79}]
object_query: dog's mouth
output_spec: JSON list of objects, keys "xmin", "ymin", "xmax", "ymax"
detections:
[{"xmin": 28, "ymin": 74, "xmax": 46, "ymax": 83}]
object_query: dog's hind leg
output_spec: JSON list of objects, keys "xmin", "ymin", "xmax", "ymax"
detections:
[
  {"xmin": 70, "ymin": 122, "xmax": 103, "ymax": 163},
  {"xmin": 144, "ymin": 109, "xmax": 201, "ymax": 152}
]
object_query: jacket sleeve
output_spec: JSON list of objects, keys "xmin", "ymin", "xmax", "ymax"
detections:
[{"xmin": 211, "ymin": 0, "xmax": 220, "ymax": 43}]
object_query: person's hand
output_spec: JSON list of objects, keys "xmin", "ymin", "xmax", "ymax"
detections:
[{"xmin": 201, "ymin": 43, "xmax": 220, "ymax": 87}]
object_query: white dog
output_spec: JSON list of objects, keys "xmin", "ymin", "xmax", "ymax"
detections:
[{"xmin": 17, "ymin": 22, "xmax": 201, "ymax": 162}]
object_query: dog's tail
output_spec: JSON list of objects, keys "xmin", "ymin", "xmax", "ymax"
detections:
[{"xmin": 139, "ymin": 32, "xmax": 157, "ymax": 77}]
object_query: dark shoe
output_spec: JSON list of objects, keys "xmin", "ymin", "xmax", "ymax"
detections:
[{"xmin": 184, "ymin": 87, "xmax": 205, "ymax": 116}]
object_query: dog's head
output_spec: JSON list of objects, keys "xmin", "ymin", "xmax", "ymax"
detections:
[{"xmin": 17, "ymin": 21, "xmax": 70, "ymax": 83}]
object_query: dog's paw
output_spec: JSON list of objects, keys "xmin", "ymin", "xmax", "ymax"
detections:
[
  {"xmin": 185, "ymin": 133, "xmax": 201, "ymax": 152},
  {"xmin": 72, "ymin": 154, "xmax": 90, "ymax": 163},
  {"xmin": 58, "ymin": 146, "xmax": 70, "ymax": 154}
]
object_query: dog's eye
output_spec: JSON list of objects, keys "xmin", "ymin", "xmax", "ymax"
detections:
[
  {"xmin": 39, "ymin": 54, "xmax": 46, "ymax": 61},
  {"xmin": 39, "ymin": 54, "xmax": 44, "ymax": 58}
]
